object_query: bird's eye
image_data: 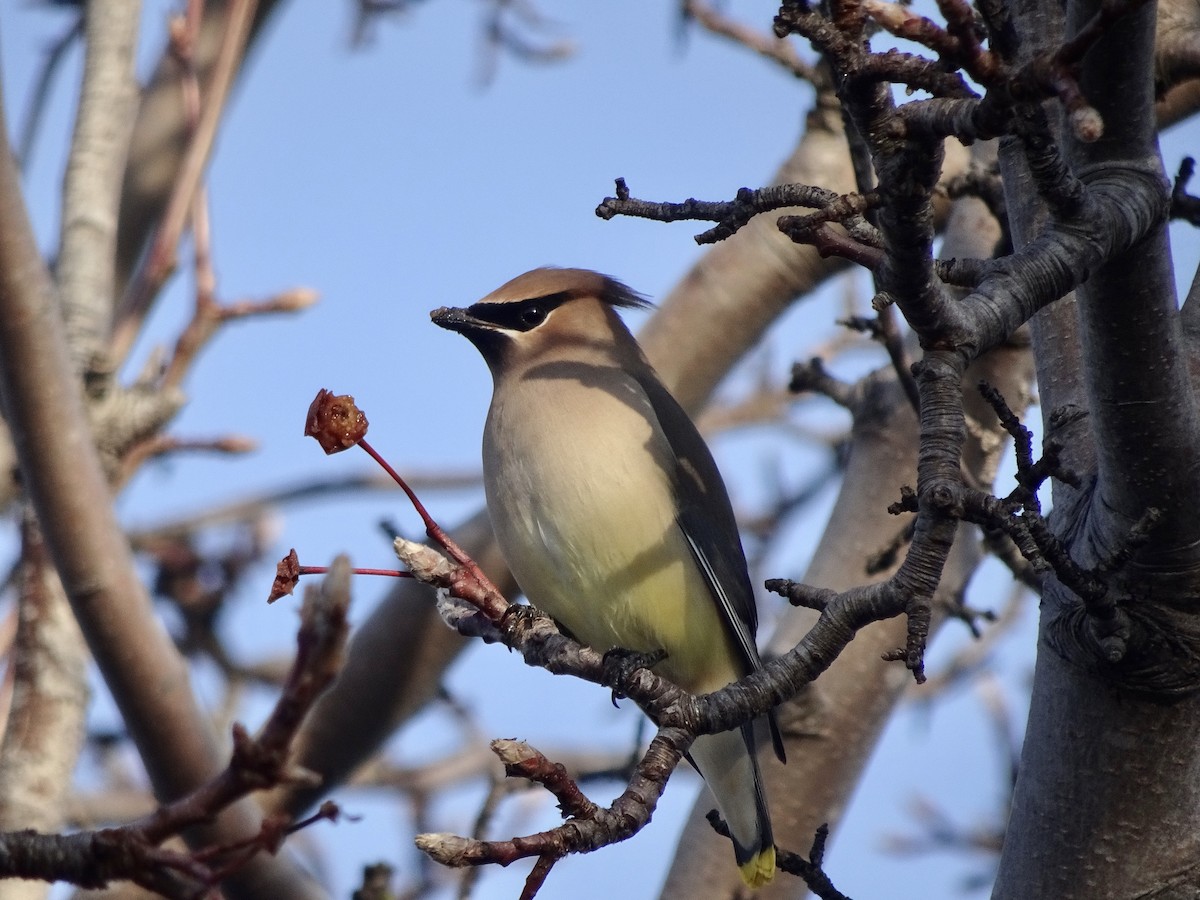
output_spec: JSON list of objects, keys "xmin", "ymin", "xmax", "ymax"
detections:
[{"xmin": 519, "ymin": 305, "xmax": 547, "ymax": 328}]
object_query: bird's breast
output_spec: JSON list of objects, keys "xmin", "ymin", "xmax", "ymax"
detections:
[{"xmin": 482, "ymin": 369, "xmax": 738, "ymax": 691}]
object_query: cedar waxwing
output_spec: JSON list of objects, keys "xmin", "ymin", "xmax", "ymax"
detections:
[{"xmin": 431, "ymin": 267, "xmax": 783, "ymax": 887}]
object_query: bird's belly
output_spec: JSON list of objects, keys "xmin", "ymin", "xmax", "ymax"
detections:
[{"xmin": 485, "ymin": 403, "xmax": 738, "ymax": 692}]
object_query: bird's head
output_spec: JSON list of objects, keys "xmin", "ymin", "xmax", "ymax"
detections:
[{"xmin": 431, "ymin": 267, "xmax": 650, "ymax": 377}]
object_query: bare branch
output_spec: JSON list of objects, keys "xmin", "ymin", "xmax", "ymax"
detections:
[{"xmin": 597, "ymin": 177, "xmax": 879, "ymax": 247}]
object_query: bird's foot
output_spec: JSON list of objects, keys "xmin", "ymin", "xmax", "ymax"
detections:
[
  {"xmin": 601, "ymin": 647, "xmax": 666, "ymax": 707},
  {"xmin": 498, "ymin": 602, "xmax": 551, "ymax": 637}
]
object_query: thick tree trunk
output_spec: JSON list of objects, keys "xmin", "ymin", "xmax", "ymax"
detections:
[{"xmin": 994, "ymin": 0, "xmax": 1200, "ymax": 895}]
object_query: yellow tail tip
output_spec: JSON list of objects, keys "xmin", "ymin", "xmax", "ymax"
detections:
[{"xmin": 738, "ymin": 846, "xmax": 776, "ymax": 888}]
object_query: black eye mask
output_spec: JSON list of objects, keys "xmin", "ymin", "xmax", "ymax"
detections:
[{"xmin": 465, "ymin": 292, "xmax": 572, "ymax": 332}]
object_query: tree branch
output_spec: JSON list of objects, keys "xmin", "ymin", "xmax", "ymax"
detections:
[{"xmin": 57, "ymin": 0, "xmax": 142, "ymax": 373}]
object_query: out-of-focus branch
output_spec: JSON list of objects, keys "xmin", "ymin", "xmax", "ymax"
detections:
[
  {"xmin": 111, "ymin": 0, "xmax": 259, "ymax": 368},
  {"xmin": 159, "ymin": 286, "xmax": 318, "ymax": 391},
  {"xmin": 682, "ymin": 0, "xmax": 815, "ymax": 80},
  {"xmin": 126, "ymin": 468, "xmax": 480, "ymax": 538},
  {"xmin": 124, "ymin": 7, "xmax": 320, "ymax": 396},
  {"xmin": 0, "ymin": 609, "xmax": 16, "ymax": 735},
  {"xmin": 115, "ymin": 0, "xmax": 283, "ymax": 297},
  {"xmin": 120, "ymin": 0, "xmax": 289, "ymax": 272},
  {"xmin": 116, "ymin": 432, "xmax": 259, "ymax": 485},
  {"xmin": 0, "ymin": 521, "xmax": 89, "ymax": 900},
  {"xmin": 1156, "ymin": 0, "xmax": 1200, "ymax": 94},
  {"xmin": 0, "ymin": 88, "xmax": 322, "ymax": 900},
  {"xmin": 16, "ymin": 13, "xmax": 84, "ymax": 171},
  {"xmin": 474, "ymin": 0, "xmax": 577, "ymax": 85},
  {"xmin": 0, "ymin": 558, "xmax": 352, "ymax": 896},
  {"xmin": 57, "ymin": 0, "xmax": 142, "ymax": 374},
  {"xmin": 1158, "ymin": 78, "xmax": 1200, "ymax": 128}
]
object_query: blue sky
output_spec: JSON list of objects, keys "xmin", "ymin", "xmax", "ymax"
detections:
[{"xmin": 5, "ymin": 1, "xmax": 1199, "ymax": 898}]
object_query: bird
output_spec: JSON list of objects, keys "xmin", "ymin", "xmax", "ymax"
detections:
[{"xmin": 431, "ymin": 267, "xmax": 783, "ymax": 888}]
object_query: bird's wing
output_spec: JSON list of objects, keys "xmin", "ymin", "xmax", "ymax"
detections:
[
  {"xmin": 632, "ymin": 371, "xmax": 761, "ymax": 666},
  {"xmin": 634, "ymin": 370, "xmax": 786, "ymax": 763}
]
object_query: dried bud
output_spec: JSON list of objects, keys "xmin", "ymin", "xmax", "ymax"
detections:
[
  {"xmin": 269, "ymin": 549, "xmax": 301, "ymax": 603},
  {"xmin": 305, "ymin": 389, "xmax": 369, "ymax": 453}
]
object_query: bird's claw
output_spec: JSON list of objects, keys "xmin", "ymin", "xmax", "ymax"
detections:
[
  {"xmin": 601, "ymin": 647, "xmax": 666, "ymax": 706},
  {"xmin": 498, "ymin": 603, "xmax": 545, "ymax": 643}
]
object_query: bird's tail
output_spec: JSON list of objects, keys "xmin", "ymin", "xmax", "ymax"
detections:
[{"xmin": 688, "ymin": 723, "xmax": 775, "ymax": 888}]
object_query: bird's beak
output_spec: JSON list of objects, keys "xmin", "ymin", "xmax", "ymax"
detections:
[{"xmin": 430, "ymin": 305, "xmax": 489, "ymax": 335}]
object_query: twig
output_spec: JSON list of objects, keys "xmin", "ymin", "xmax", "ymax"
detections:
[
  {"xmin": 597, "ymin": 177, "xmax": 879, "ymax": 246},
  {"xmin": 775, "ymin": 824, "xmax": 852, "ymax": 900}
]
